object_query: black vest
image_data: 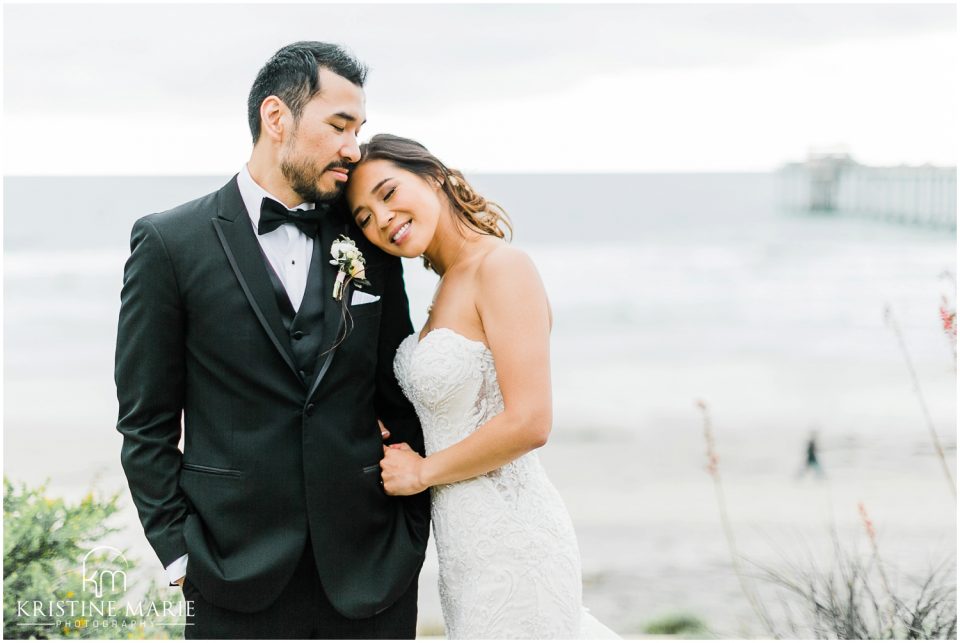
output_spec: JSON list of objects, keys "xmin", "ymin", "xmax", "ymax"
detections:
[{"xmin": 259, "ymin": 236, "xmax": 326, "ymax": 386}]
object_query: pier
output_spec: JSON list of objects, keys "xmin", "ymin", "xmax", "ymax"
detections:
[{"xmin": 778, "ymin": 152, "xmax": 956, "ymax": 231}]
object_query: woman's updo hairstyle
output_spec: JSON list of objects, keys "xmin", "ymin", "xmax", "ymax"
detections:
[{"xmin": 355, "ymin": 133, "xmax": 513, "ymax": 273}]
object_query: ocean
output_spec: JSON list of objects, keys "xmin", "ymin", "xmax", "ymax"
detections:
[{"xmin": 4, "ymin": 173, "xmax": 956, "ymax": 637}]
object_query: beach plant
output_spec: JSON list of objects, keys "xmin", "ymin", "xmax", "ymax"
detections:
[
  {"xmin": 741, "ymin": 503, "xmax": 956, "ymax": 639},
  {"xmin": 695, "ymin": 399, "xmax": 780, "ymax": 638},
  {"xmin": 695, "ymin": 401, "xmax": 956, "ymax": 640},
  {"xmin": 938, "ymin": 269, "xmax": 956, "ymax": 368},
  {"xmin": 642, "ymin": 611, "xmax": 709, "ymax": 636},
  {"xmin": 3, "ymin": 476, "xmax": 184, "ymax": 639},
  {"xmin": 882, "ymin": 303, "xmax": 956, "ymax": 499}
]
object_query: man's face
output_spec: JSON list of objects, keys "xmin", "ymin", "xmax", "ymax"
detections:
[{"xmin": 279, "ymin": 67, "xmax": 366, "ymax": 203}]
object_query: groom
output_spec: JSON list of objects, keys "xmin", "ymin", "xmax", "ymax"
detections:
[{"xmin": 115, "ymin": 42, "xmax": 430, "ymax": 638}]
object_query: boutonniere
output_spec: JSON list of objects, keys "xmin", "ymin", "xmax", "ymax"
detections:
[{"xmin": 329, "ymin": 234, "xmax": 372, "ymax": 300}]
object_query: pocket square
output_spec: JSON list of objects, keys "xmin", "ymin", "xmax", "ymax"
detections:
[{"xmin": 351, "ymin": 290, "xmax": 381, "ymax": 306}]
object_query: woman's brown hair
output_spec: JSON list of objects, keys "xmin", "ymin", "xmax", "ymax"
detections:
[{"xmin": 355, "ymin": 133, "xmax": 513, "ymax": 273}]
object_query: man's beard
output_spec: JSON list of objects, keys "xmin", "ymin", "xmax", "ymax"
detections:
[{"xmin": 280, "ymin": 152, "xmax": 345, "ymax": 204}]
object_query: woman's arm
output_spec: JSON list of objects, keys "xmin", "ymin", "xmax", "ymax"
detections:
[{"xmin": 380, "ymin": 245, "xmax": 553, "ymax": 495}]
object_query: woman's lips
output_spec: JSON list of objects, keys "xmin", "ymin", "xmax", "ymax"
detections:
[{"xmin": 391, "ymin": 221, "xmax": 412, "ymax": 245}]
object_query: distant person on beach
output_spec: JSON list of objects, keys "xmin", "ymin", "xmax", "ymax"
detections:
[
  {"xmin": 343, "ymin": 133, "xmax": 621, "ymax": 638},
  {"xmin": 115, "ymin": 42, "xmax": 429, "ymax": 638},
  {"xmin": 796, "ymin": 429, "xmax": 826, "ymax": 479}
]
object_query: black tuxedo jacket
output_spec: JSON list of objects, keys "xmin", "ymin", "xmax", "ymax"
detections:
[{"xmin": 115, "ymin": 175, "xmax": 430, "ymax": 617}]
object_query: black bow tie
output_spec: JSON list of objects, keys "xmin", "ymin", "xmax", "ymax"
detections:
[{"xmin": 258, "ymin": 197, "xmax": 330, "ymax": 237}]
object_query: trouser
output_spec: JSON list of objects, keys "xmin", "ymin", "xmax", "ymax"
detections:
[{"xmin": 181, "ymin": 533, "xmax": 419, "ymax": 639}]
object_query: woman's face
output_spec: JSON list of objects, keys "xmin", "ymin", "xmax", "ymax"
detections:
[{"xmin": 345, "ymin": 159, "xmax": 444, "ymax": 258}]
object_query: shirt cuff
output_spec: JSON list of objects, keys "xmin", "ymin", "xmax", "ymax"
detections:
[{"xmin": 165, "ymin": 553, "xmax": 188, "ymax": 586}]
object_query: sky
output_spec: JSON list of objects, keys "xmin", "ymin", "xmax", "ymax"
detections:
[{"xmin": 3, "ymin": 2, "xmax": 957, "ymax": 174}]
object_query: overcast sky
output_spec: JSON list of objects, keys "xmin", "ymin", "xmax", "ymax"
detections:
[{"xmin": 3, "ymin": 2, "xmax": 956, "ymax": 174}]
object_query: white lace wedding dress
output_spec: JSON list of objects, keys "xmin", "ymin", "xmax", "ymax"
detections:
[{"xmin": 394, "ymin": 327, "xmax": 621, "ymax": 639}]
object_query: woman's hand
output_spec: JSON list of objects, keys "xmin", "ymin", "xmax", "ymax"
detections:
[{"xmin": 380, "ymin": 443, "xmax": 427, "ymax": 496}]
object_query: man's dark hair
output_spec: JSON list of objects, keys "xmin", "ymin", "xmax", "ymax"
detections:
[{"xmin": 247, "ymin": 41, "xmax": 368, "ymax": 144}]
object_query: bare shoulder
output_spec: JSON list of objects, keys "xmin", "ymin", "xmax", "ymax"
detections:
[
  {"xmin": 475, "ymin": 243, "xmax": 543, "ymax": 290},
  {"xmin": 474, "ymin": 242, "xmax": 551, "ymax": 330}
]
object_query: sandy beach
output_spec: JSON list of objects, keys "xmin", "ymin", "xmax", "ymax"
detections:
[{"xmin": 25, "ymin": 424, "xmax": 953, "ymax": 639}]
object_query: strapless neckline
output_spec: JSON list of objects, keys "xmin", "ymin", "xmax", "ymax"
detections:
[
  {"xmin": 408, "ymin": 327, "xmax": 492, "ymax": 355},
  {"xmin": 394, "ymin": 325, "xmax": 499, "ymax": 457}
]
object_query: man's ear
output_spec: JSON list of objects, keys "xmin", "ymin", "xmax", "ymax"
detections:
[{"xmin": 260, "ymin": 96, "xmax": 287, "ymax": 142}]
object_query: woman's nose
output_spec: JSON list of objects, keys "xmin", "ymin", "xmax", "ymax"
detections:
[{"xmin": 376, "ymin": 207, "xmax": 395, "ymax": 229}]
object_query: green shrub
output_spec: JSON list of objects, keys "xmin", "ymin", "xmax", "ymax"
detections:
[
  {"xmin": 643, "ymin": 611, "xmax": 709, "ymax": 635},
  {"xmin": 4, "ymin": 477, "xmax": 185, "ymax": 639}
]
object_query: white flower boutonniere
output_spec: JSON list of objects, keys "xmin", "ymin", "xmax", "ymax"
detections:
[{"xmin": 329, "ymin": 234, "xmax": 372, "ymax": 300}]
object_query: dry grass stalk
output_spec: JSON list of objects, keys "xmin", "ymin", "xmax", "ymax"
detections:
[
  {"xmin": 695, "ymin": 398, "xmax": 780, "ymax": 638},
  {"xmin": 882, "ymin": 303, "xmax": 956, "ymax": 499}
]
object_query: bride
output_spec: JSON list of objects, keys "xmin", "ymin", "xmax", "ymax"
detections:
[{"xmin": 345, "ymin": 134, "xmax": 620, "ymax": 640}]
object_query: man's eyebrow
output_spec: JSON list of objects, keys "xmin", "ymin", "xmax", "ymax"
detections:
[
  {"xmin": 351, "ymin": 177, "xmax": 392, "ymax": 218},
  {"xmin": 334, "ymin": 112, "xmax": 367, "ymax": 126}
]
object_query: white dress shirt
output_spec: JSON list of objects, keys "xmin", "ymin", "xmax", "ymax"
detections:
[
  {"xmin": 164, "ymin": 165, "xmax": 315, "ymax": 585},
  {"xmin": 239, "ymin": 163, "xmax": 315, "ymax": 310}
]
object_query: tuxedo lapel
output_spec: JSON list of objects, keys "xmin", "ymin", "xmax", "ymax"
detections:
[
  {"xmin": 212, "ymin": 176, "xmax": 299, "ymax": 378},
  {"xmin": 307, "ymin": 217, "xmax": 351, "ymax": 402}
]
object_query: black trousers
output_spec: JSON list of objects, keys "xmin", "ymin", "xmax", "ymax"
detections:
[{"xmin": 181, "ymin": 533, "xmax": 419, "ymax": 639}]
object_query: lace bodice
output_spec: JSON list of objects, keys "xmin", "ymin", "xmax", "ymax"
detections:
[
  {"xmin": 394, "ymin": 327, "xmax": 501, "ymax": 453},
  {"xmin": 394, "ymin": 328, "xmax": 538, "ymax": 505},
  {"xmin": 393, "ymin": 328, "xmax": 620, "ymax": 639}
]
